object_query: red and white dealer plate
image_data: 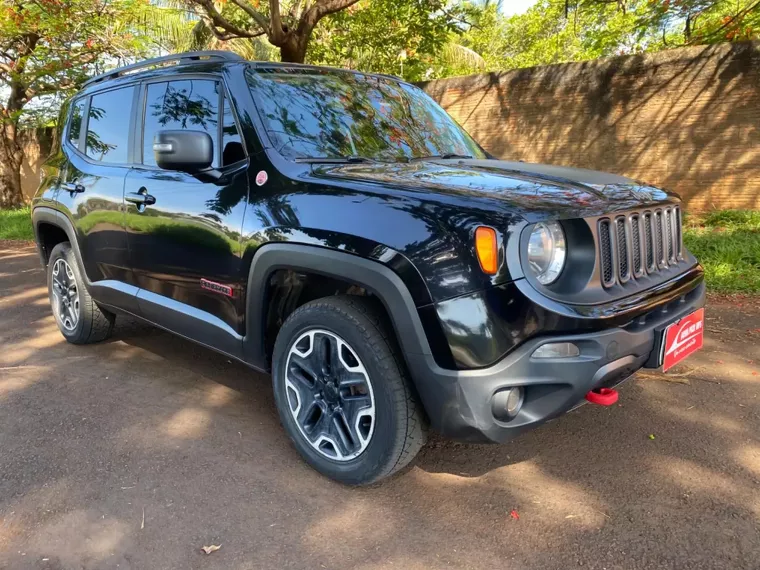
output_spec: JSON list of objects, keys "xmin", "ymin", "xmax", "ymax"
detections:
[{"xmin": 662, "ymin": 308, "xmax": 705, "ymax": 372}]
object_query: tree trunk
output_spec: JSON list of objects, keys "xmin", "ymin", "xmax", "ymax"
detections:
[
  {"xmin": 0, "ymin": 125, "xmax": 24, "ymax": 209},
  {"xmin": 279, "ymin": 34, "xmax": 309, "ymax": 63},
  {"xmin": 1, "ymin": 84, "xmax": 27, "ymax": 209},
  {"xmin": 0, "ymin": 155, "xmax": 24, "ymax": 209}
]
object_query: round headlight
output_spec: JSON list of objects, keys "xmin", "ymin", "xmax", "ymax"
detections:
[{"xmin": 527, "ymin": 222, "xmax": 566, "ymax": 285}]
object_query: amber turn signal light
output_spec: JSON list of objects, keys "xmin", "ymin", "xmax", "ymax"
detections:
[{"xmin": 475, "ymin": 226, "xmax": 498, "ymax": 275}]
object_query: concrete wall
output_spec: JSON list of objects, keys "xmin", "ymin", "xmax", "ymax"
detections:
[
  {"xmin": 421, "ymin": 42, "xmax": 760, "ymax": 211},
  {"xmin": 20, "ymin": 128, "xmax": 54, "ymax": 201}
]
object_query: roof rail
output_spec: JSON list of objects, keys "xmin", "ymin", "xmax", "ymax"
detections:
[{"xmin": 82, "ymin": 51, "xmax": 246, "ymax": 88}]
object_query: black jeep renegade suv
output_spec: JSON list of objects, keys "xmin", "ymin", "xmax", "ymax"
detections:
[{"xmin": 32, "ymin": 51, "xmax": 705, "ymax": 485}]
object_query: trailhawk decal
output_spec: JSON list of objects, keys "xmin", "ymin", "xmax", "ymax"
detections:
[
  {"xmin": 200, "ymin": 279, "xmax": 234, "ymax": 298},
  {"xmin": 662, "ymin": 308, "xmax": 704, "ymax": 372}
]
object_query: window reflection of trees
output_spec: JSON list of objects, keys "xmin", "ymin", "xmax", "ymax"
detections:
[
  {"xmin": 68, "ymin": 100, "xmax": 84, "ymax": 145},
  {"xmin": 247, "ymin": 70, "xmax": 484, "ymax": 162},
  {"xmin": 149, "ymin": 83, "xmax": 217, "ymax": 130},
  {"xmin": 144, "ymin": 80, "xmax": 219, "ymax": 167},
  {"xmin": 85, "ymin": 106, "xmax": 117, "ymax": 160}
]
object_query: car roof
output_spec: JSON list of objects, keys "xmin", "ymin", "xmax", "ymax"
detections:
[{"xmin": 79, "ymin": 51, "xmax": 409, "ymax": 97}]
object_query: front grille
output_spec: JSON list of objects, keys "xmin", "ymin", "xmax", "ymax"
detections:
[
  {"xmin": 654, "ymin": 210, "xmax": 664, "ymax": 266},
  {"xmin": 666, "ymin": 210, "xmax": 674, "ymax": 262},
  {"xmin": 598, "ymin": 206, "xmax": 682, "ymax": 287},
  {"xmin": 616, "ymin": 217, "xmax": 629, "ymax": 281},
  {"xmin": 643, "ymin": 213, "xmax": 654, "ymax": 271},
  {"xmin": 599, "ymin": 220, "xmax": 614, "ymax": 286},
  {"xmin": 631, "ymin": 215, "xmax": 642, "ymax": 275}
]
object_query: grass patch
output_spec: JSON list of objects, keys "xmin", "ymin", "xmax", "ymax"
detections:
[
  {"xmin": 683, "ymin": 210, "xmax": 760, "ymax": 294},
  {"xmin": 0, "ymin": 207, "xmax": 33, "ymax": 241}
]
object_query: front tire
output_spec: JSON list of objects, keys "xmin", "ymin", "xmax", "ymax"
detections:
[
  {"xmin": 47, "ymin": 242, "xmax": 114, "ymax": 344},
  {"xmin": 272, "ymin": 296, "xmax": 426, "ymax": 485}
]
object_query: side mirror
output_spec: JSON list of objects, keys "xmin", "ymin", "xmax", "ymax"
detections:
[{"xmin": 153, "ymin": 130, "xmax": 213, "ymax": 173}]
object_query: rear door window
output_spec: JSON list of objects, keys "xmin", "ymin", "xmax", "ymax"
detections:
[{"xmin": 85, "ymin": 86, "xmax": 135, "ymax": 163}]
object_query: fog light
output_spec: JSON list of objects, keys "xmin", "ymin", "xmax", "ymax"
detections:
[
  {"xmin": 531, "ymin": 342, "xmax": 580, "ymax": 359},
  {"xmin": 492, "ymin": 387, "xmax": 524, "ymax": 422}
]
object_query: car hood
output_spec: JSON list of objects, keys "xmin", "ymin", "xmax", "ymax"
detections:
[{"xmin": 313, "ymin": 158, "xmax": 676, "ymax": 221}]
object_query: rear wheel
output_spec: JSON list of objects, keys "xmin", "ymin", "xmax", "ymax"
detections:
[
  {"xmin": 272, "ymin": 296, "xmax": 426, "ymax": 485},
  {"xmin": 47, "ymin": 242, "xmax": 114, "ymax": 344}
]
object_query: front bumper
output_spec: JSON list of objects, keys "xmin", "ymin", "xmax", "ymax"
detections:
[{"xmin": 406, "ymin": 278, "xmax": 705, "ymax": 443}]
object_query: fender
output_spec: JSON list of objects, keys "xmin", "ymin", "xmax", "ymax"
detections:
[
  {"xmin": 31, "ymin": 206, "xmax": 141, "ymax": 315},
  {"xmin": 242, "ymin": 243, "xmax": 437, "ymax": 371},
  {"xmin": 32, "ymin": 207, "xmax": 78, "ymax": 270}
]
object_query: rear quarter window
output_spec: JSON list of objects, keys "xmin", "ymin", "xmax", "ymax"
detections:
[
  {"xmin": 67, "ymin": 99, "xmax": 86, "ymax": 147},
  {"xmin": 85, "ymin": 86, "xmax": 135, "ymax": 164}
]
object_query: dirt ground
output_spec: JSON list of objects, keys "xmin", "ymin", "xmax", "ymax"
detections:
[{"xmin": 1, "ymin": 243, "xmax": 759, "ymax": 570}]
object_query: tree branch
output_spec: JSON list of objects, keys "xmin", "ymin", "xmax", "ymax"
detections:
[
  {"xmin": 269, "ymin": 0, "xmax": 285, "ymax": 44},
  {"xmin": 689, "ymin": 0, "xmax": 760, "ymax": 43},
  {"xmin": 314, "ymin": 0, "xmax": 361, "ymax": 18},
  {"xmin": 194, "ymin": 0, "xmax": 262, "ymax": 39},
  {"xmin": 25, "ymin": 79, "xmax": 76, "ymax": 100},
  {"xmin": 297, "ymin": 0, "xmax": 359, "ymax": 37},
  {"xmin": 230, "ymin": 0, "xmax": 271, "ymax": 31}
]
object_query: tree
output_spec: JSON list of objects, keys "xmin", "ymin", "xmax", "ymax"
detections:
[
  {"xmin": 0, "ymin": 0, "xmax": 154, "ymax": 208},
  {"xmin": 626, "ymin": 0, "xmax": 760, "ymax": 45},
  {"xmin": 307, "ymin": 0, "xmax": 464, "ymax": 81},
  {"xmin": 146, "ymin": 2, "xmax": 280, "ymax": 62},
  {"xmin": 185, "ymin": 0, "xmax": 363, "ymax": 63},
  {"xmin": 444, "ymin": 0, "xmax": 760, "ymax": 75}
]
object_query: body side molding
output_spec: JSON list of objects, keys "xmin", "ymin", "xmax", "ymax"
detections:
[{"xmin": 136, "ymin": 288, "xmax": 244, "ymax": 359}]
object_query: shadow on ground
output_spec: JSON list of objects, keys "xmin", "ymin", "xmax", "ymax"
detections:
[{"xmin": 1, "ymin": 244, "xmax": 759, "ymax": 570}]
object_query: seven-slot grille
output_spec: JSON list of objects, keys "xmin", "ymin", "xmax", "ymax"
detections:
[{"xmin": 598, "ymin": 206, "xmax": 682, "ymax": 287}]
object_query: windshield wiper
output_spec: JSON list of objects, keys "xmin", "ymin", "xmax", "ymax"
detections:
[
  {"xmin": 410, "ymin": 153, "xmax": 473, "ymax": 162},
  {"xmin": 294, "ymin": 156, "xmax": 377, "ymax": 164}
]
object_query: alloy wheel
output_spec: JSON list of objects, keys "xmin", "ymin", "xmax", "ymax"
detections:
[
  {"xmin": 284, "ymin": 329, "xmax": 376, "ymax": 461},
  {"xmin": 51, "ymin": 258, "xmax": 80, "ymax": 331}
]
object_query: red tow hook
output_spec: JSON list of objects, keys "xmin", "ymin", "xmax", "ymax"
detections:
[{"xmin": 585, "ymin": 387, "xmax": 619, "ymax": 406}]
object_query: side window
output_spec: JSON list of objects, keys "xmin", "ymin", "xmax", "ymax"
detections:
[
  {"xmin": 143, "ymin": 79, "xmax": 220, "ymax": 167},
  {"xmin": 68, "ymin": 98, "xmax": 85, "ymax": 148},
  {"xmin": 85, "ymin": 86, "xmax": 135, "ymax": 163},
  {"xmin": 221, "ymin": 95, "xmax": 245, "ymax": 166}
]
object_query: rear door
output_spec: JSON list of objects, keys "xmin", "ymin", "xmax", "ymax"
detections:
[
  {"xmin": 57, "ymin": 85, "xmax": 137, "ymax": 293},
  {"xmin": 124, "ymin": 75, "xmax": 250, "ymax": 357}
]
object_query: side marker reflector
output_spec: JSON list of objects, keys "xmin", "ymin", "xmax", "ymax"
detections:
[{"xmin": 475, "ymin": 226, "xmax": 498, "ymax": 275}]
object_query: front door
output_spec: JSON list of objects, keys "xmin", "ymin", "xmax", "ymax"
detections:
[{"xmin": 125, "ymin": 76, "xmax": 249, "ymax": 357}]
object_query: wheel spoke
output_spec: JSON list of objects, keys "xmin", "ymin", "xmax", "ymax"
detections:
[
  {"xmin": 288, "ymin": 353, "xmax": 317, "ymax": 388},
  {"xmin": 304, "ymin": 404, "xmax": 346, "ymax": 459},
  {"xmin": 314, "ymin": 332, "xmax": 340, "ymax": 376},
  {"xmin": 299, "ymin": 399, "xmax": 326, "ymax": 433},
  {"xmin": 329, "ymin": 410, "xmax": 356, "ymax": 457},
  {"xmin": 339, "ymin": 392, "xmax": 372, "ymax": 421},
  {"xmin": 67, "ymin": 303, "xmax": 77, "ymax": 325},
  {"xmin": 338, "ymin": 371, "xmax": 370, "ymax": 389}
]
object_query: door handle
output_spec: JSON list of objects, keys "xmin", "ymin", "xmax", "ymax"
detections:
[
  {"xmin": 61, "ymin": 182, "xmax": 85, "ymax": 194},
  {"xmin": 126, "ymin": 187, "xmax": 156, "ymax": 209}
]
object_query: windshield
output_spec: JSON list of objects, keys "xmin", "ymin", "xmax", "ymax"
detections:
[{"xmin": 246, "ymin": 67, "xmax": 487, "ymax": 162}]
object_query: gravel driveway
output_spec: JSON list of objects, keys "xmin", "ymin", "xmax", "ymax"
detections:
[{"xmin": 1, "ymin": 243, "xmax": 759, "ymax": 570}]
